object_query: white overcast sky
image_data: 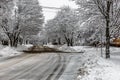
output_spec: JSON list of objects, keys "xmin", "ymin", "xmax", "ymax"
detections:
[{"xmin": 38, "ymin": 0, "xmax": 77, "ymax": 21}]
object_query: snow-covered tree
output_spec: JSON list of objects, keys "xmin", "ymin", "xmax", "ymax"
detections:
[
  {"xmin": 0, "ymin": 0, "xmax": 15, "ymax": 46},
  {"xmin": 73, "ymin": 0, "xmax": 120, "ymax": 58},
  {"xmin": 45, "ymin": 19, "xmax": 60, "ymax": 44},
  {"xmin": 45, "ymin": 6, "xmax": 79, "ymax": 46},
  {"xmin": 0, "ymin": 0, "xmax": 44, "ymax": 47},
  {"xmin": 16, "ymin": 0, "xmax": 44, "ymax": 44}
]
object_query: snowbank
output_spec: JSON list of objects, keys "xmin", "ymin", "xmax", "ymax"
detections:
[
  {"xmin": 44, "ymin": 43, "xmax": 56, "ymax": 48},
  {"xmin": 70, "ymin": 46, "xmax": 86, "ymax": 52},
  {"xmin": 0, "ymin": 44, "xmax": 33, "ymax": 58},
  {"xmin": 77, "ymin": 49, "xmax": 120, "ymax": 80},
  {"xmin": 58, "ymin": 44, "xmax": 77, "ymax": 52},
  {"xmin": 44, "ymin": 44, "xmax": 84, "ymax": 52},
  {"xmin": 16, "ymin": 44, "xmax": 33, "ymax": 51},
  {"xmin": 0, "ymin": 47, "xmax": 22, "ymax": 57},
  {"xmin": 24, "ymin": 44, "xmax": 33, "ymax": 48},
  {"xmin": 44, "ymin": 44, "xmax": 86, "ymax": 52}
]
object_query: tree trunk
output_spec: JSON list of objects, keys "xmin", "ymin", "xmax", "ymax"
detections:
[
  {"xmin": 64, "ymin": 34, "xmax": 70, "ymax": 46},
  {"xmin": 70, "ymin": 32, "xmax": 74, "ymax": 46},
  {"xmin": 9, "ymin": 35, "xmax": 19, "ymax": 47},
  {"xmin": 105, "ymin": 1, "xmax": 111, "ymax": 58},
  {"xmin": 69, "ymin": 38, "xmax": 73, "ymax": 46},
  {"xmin": 106, "ymin": 23, "xmax": 110, "ymax": 58},
  {"xmin": 58, "ymin": 37, "xmax": 61, "ymax": 45}
]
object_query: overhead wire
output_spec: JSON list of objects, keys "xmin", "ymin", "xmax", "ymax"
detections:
[{"xmin": 42, "ymin": 6, "xmax": 61, "ymax": 10}]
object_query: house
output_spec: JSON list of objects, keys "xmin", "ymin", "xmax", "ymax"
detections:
[{"xmin": 110, "ymin": 38, "xmax": 120, "ymax": 47}]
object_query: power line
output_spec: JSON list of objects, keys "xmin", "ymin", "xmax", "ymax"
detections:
[
  {"xmin": 44, "ymin": 10, "xmax": 57, "ymax": 12},
  {"xmin": 42, "ymin": 6, "xmax": 61, "ymax": 10}
]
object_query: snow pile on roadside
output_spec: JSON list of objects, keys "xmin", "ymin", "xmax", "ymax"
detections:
[
  {"xmin": 0, "ymin": 47, "xmax": 22, "ymax": 57},
  {"xmin": 71, "ymin": 46, "xmax": 85, "ymax": 52},
  {"xmin": 58, "ymin": 44, "xmax": 77, "ymax": 52},
  {"xmin": 44, "ymin": 43, "xmax": 56, "ymax": 48},
  {"xmin": 16, "ymin": 44, "xmax": 33, "ymax": 51},
  {"xmin": 24, "ymin": 44, "xmax": 33, "ymax": 48},
  {"xmin": 77, "ymin": 51, "xmax": 120, "ymax": 80}
]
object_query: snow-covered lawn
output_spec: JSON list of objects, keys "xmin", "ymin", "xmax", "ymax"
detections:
[
  {"xmin": 0, "ymin": 47, "xmax": 22, "ymax": 57},
  {"xmin": 0, "ymin": 44, "xmax": 33, "ymax": 58},
  {"xmin": 75, "ymin": 46, "xmax": 120, "ymax": 80}
]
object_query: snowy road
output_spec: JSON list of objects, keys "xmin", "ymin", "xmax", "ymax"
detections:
[{"xmin": 0, "ymin": 53, "xmax": 81, "ymax": 80}]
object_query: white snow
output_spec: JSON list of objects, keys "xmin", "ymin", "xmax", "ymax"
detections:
[
  {"xmin": 0, "ymin": 44, "xmax": 33, "ymax": 58},
  {"xmin": 58, "ymin": 44, "xmax": 77, "ymax": 52},
  {"xmin": 70, "ymin": 46, "xmax": 86, "ymax": 52},
  {"xmin": 44, "ymin": 43, "xmax": 56, "ymax": 48},
  {"xmin": 0, "ymin": 44, "xmax": 120, "ymax": 80},
  {"xmin": 44, "ymin": 44, "xmax": 85, "ymax": 52},
  {"xmin": 23, "ymin": 44, "xmax": 33, "ymax": 48},
  {"xmin": 75, "ymin": 46, "xmax": 120, "ymax": 80},
  {"xmin": 58, "ymin": 45, "xmax": 85, "ymax": 52},
  {"xmin": 0, "ymin": 47, "xmax": 22, "ymax": 57},
  {"xmin": 15, "ymin": 44, "xmax": 33, "ymax": 52},
  {"xmin": 58, "ymin": 54, "xmax": 82, "ymax": 80}
]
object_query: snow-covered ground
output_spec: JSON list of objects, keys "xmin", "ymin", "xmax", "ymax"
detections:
[
  {"xmin": 44, "ymin": 44, "xmax": 120, "ymax": 80},
  {"xmin": 58, "ymin": 44, "xmax": 78, "ymax": 52},
  {"xmin": 0, "ymin": 44, "xmax": 33, "ymax": 58},
  {"xmin": 44, "ymin": 43, "xmax": 85, "ymax": 52},
  {"xmin": 0, "ymin": 44, "xmax": 120, "ymax": 80},
  {"xmin": 75, "ymin": 46, "xmax": 120, "ymax": 80},
  {"xmin": 0, "ymin": 47, "xmax": 22, "ymax": 57}
]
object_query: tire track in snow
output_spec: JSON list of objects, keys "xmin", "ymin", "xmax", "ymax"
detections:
[
  {"xmin": 8, "ymin": 53, "xmax": 54, "ymax": 80},
  {"xmin": 0, "ymin": 53, "xmax": 52, "ymax": 80},
  {"xmin": 0, "ymin": 54, "xmax": 36, "ymax": 71},
  {"xmin": 45, "ymin": 53, "xmax": 67, "ymax": 80},
  {"xmin": 16, "ymin": 54, "xmax": 57, "ymax": 80}
]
